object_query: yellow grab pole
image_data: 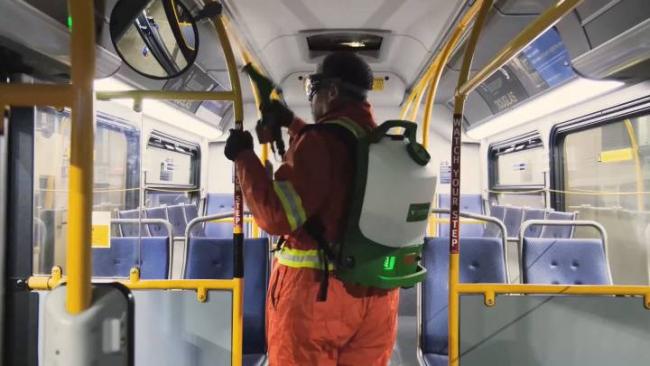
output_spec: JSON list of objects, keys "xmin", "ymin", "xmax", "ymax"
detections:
[
  {"xmin": 624, "ymin": 119, "xmax": 645, "ymax": 211},
  {"xmin": 457, "ymin": 0, "xmax": 583, "ymax": 97},
  {"xmin": 0, "ymin": 84, "xmax": 72, "ymax": 108},
  {"xmin": 421, "ymin": 0, "xmax": 483, "ymax": 149},
  {"xmin": 448, "ymin": 0, "xmax": 493, "ymax": 364},
  {"xmin": 65, "ymin": 0, "xmax": 96, "ymax": 314},
  {"xmin": 214, "ymin": 15, "xmax": 244, "ymax": 366},
  {"xmin": 96, "ymin": 90, "xmax": 236, "ymax": 101}
]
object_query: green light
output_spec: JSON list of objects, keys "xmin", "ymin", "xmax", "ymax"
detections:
[
  {"xmin": 383, "ymin": 256, "xmax": 396, "ymax": 271},
  {"xmin": 67, "ymin": 16, "xmax": 72, "ymax": 29}
]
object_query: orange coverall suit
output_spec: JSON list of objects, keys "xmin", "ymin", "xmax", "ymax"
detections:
[{"xmin": 234, "ymin": 100, "xmax": 399, "ymax": 365}]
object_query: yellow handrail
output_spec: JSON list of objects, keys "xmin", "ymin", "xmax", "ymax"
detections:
[
  {"xmin": 96, "ymin": 90, "xmax": 236, "ymax": 101},
  {"xmin": 447, "ymin": 1, "xmax": 586, "ymax": 365},
  {"xmin": 447, "ymin": 1, "xmax": 494, "ymax": 365},
  {"xmin": 420, "ymin": 1, "xmax": 483, "ymax": 148},
  {"xmin": 457, "ymin": 283, "xmax": 650, "ymax": 309},
  {"xmin": 0, "ymin": 1, "xmax": 96, "ymax": 316},
  {"xmin": 213, "ymin": 16, "xmax": 244, "ymax": 366},
  {"xmin": 66, "ymin": 0, "xmax": 97, "ymax": 314},
  {"xmin": 456, "ymin": 0, "xmax": 584, "ymax": 98}
]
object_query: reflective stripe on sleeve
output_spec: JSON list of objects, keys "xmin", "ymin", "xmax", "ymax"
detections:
[{"xmin": 273, "ymin": 180, "xmax": 307, "ymax": 231}]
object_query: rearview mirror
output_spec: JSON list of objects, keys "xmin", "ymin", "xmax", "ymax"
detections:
[{"xmin": 110, "ymin": 0, "xmax": 199, "ymax": 79}]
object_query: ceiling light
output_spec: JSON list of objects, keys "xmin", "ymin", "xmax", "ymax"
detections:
[
  {"xmin": 340, "ymin": 41, "xmax": 366, "ymax": 48},
  {"xmin": 93, "ymin": 77, "xmax": 223, "ymax": 139},
  {"xmin": 465, "ymin": 78, "xmax": 624, "ymax": 140}
]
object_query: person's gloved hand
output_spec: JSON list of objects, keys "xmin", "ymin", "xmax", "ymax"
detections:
[
  {"xmin": 262, "ymin": 100, "xmax": 294, "ymax": 127},
  {"xmin": 255, "ymin": 101, "xmax": 294, "ymax": 144},
  {"xmin": 224, "ymin": 129, "xmax": 253, "ymax": 161}
]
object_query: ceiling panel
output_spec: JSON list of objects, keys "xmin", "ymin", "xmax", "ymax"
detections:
[{"xmin": 224, "ymin": 0, "xmax": 466, "ymax": 88}]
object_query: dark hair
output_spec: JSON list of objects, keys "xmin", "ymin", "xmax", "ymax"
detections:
[{"xmin": 318, "ymin": 52, "xmax": 373, "ymax": 101}]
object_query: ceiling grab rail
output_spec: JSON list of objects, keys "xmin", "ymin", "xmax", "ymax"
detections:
[{"xmin": 447, "ymin": 1, "xmax": 584, "ymax": 365}]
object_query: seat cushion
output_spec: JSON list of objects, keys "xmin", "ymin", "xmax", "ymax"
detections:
[
  {"xmin": 93, "ymin": 237, "xmax": 169, "ymax": 279},
  {"xmin": 184, "ymin": 237, "xmax": 234, "ymax": 279},
  {"xmin": 540, "ymin": 211, "xmax": 575, "ymax": 238},
  {"xmin": 423, "ymin": 353, "xmax": 448, "ymax": 366},
  {"xmin": 523, "ymin": 237, "xmax": 610, "ymax": 285},
  {"xmin": 422, "ymin": 237, "xmax": 506, "ymax": 354},
  {"xmin": 437, "ymin": 194, "xmax": 485, "ymax": 236},
  {"xmin": 166, "ymin": 205, "xmax": 187, "ymax": 237},
  {"xmin": 184, "ymin": 237, "xmax": 270, "ymax": 356},
  {"xmin": 242, "ymin": 354, "xmax": 266, "ymax": 366}
]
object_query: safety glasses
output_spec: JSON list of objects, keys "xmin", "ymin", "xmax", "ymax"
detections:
[{"xmin": 304, "ymin": 74, "xmax": 338, "ymax": 102}]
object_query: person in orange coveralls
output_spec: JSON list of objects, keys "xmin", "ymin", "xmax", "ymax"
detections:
[{"xmin": 224, "ymin": 52, "xmax": 399, "ymax": 365}]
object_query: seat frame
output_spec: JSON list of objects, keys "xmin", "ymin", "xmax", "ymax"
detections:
[{"xmin": 518, "ymin": 219, "xmax": 612, "ymax": 285}]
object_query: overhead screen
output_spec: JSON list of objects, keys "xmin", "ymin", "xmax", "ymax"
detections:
[{"xmin": 475, "ymin": 28, "xmax": 575, "ymax": 115}]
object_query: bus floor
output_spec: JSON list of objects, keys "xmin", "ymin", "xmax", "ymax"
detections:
[{"xmin": 391, "ymin": 286, "xmax": 419, "ymax": 366}]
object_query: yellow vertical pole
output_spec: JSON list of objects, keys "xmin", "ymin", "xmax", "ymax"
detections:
[
  {"xmin": 448, "ymin": 1, "xmax": 493, "ymax": 365},
  {"xmin": 624, "ymin": 119, "xmax": 645, "ymax": 211},
  {"xmin": 214, "ymin": 16, "xmax": 244, "ymax": 366},
  {"xmin": 65, "ymin": 0, "xmax": 96, "ymax": 314}
]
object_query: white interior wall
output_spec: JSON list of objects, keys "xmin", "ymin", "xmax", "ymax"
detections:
[{"xmin": 478, "ymin": 81, "xmax": 650, "ymax": 202}]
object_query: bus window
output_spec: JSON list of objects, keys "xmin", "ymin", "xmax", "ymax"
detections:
[
  {"xmin": 558, "ymin": 113, "xmax": 650, "ymax": 284},
  {"xmin": 489, "ymin": 134, "xmax": 545, "ymax": 208},
  {"xmin": 32, "ymin": 108, "xmax": 140, "ymax": 274},
  {"xmin": 144, "ymin": 132, "xmax": 200, "ymax": 207}
]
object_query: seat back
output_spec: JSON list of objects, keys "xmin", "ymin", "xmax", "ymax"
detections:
[
  {"xmin": 145, "ymin": 207, "xmax": 169, "ymax": 237},
  {"xmin": 522, "ymin": 237, "xmax": 611, "ymax": 285},
  {"xmin": 183, "ymin": 203, "xmax": 204, "ymax": 236},
  {"xmin": 521, "ymin": 208, "xmax": 546, "ymax": 237},
  {"xmin": 118, "ymin": 209, "xmax": 149, "ymax": 237},
  {"xmin": 540, "ymin": 211, "xmax": 576, "ymax": 238},
  {"xmin": 421, "ymin": 237, "xmax": 506, "ymax": 355},
  {"xmin": 502, "ymin": 206, "xmax": 523, "ymax": 238},
  {"xmin": 437, "ymin": 194, "xmax": 484, "ymax": 237},
  {"xmin": 184, "ymin": 203, "xmax": 199, "ymax": 222},
  {"xmin": 92, "ymin": 237, "xmax": 169, "ymax": 279},
  {"xmin": 483, "ymin": 205, "xmax": 507, "ymax": 237},
  {"xmin": 205, "ymin": 193, "xmax": 234, "ymax": 238},
  {"xmin": 166, "ymin": 205, "xmax": 187, "ymax": 237},
  {"xmin": 184, "ymin": 237, "xmax": 269, "ymax": 356}
]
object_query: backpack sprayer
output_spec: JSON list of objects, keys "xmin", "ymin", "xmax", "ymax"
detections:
[{"xmin": 242, "ymin": 63, "xmax": 286, "ymax": 158}]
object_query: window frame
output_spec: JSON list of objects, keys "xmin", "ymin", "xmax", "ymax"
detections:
[
  {"xmin": 488, "ymin": 132, "xmax": 546, "ymax": 207},
  {"xmin": 145, "ymin": 130, "xmax": 201, "ymax": 203},
  {"xmin": 549, "ymin": 95, "xmax": 650, "ymax": 211}
]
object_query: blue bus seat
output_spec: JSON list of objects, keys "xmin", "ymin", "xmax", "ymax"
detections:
[
  {"xmin": 145, "ymin": 207, "xmax": 169, "ymax": 237},
  {"xmin": 483, "ymin": 205, "xmax": 507, "ymax": 237},
  {"xmin": 502, "ymin": 206, "xmax": 523, "ymax": 238},
  {"xmin": 184, "ymin": 237, "xmax": 270, "ymax": 364},
  {"xmin": 118, "ymin": 209, "xmax": 149, "ymax": 237},
  {"xmin": 92, "ymin": 237, "xmax": 169, "ymax": 279},
  {"xmin": 540, "ymin": 211, "xmax": 576, "ymax": 238},
  {"xmin": 205, "ymin": 193, "xmax": 235, "ymax": 238},
  {"xmin": 183, "ymin": 203, "xmax": 204, "ymax": 237},
  {"xmin": 522, "ymin": 237, "xmax": 611, "ymax": 285},
  {"xmin": 421, "ymin": 236, "xmax": 506, "ymax": 365},
  {"xmin": 521, "ymin": 208, "xmax": 546, "ymax": 237},
  {"xmin": 166, "ymin": 204, "xmax": 187, "ymax": 237},
  {"xmin": 437, "ymin": 194, "xmax": 484, "ymax": 237},
  {"xmin": 184, "ymin": 203, "xmax": 199, "ymax": 222}
]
